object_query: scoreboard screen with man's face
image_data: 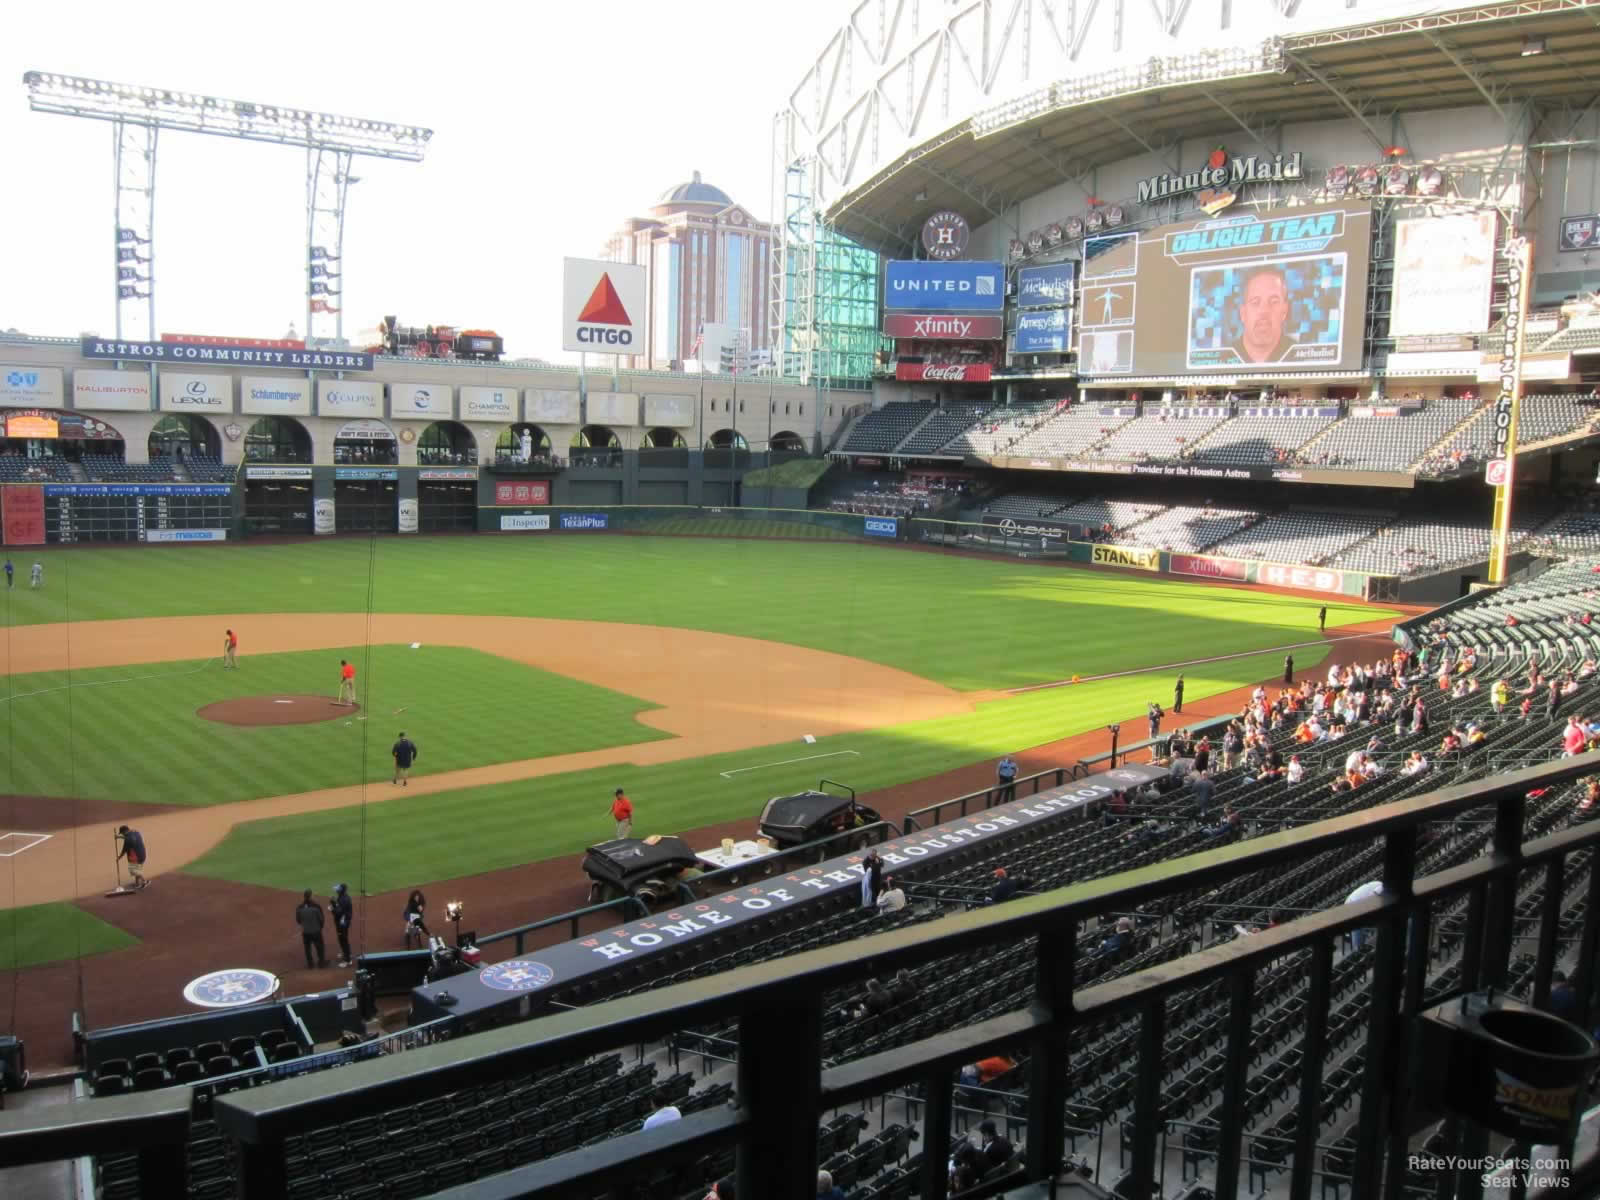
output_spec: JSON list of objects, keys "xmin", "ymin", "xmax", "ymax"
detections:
[{"xmin": 1077, "ymin": 200, "xmax": 1373, "ymax": 376}]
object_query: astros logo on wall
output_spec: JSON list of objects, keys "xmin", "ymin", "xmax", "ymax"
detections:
[{"xmin": 479, "ymin": 960, "xmax": 556, "ymax": 992}]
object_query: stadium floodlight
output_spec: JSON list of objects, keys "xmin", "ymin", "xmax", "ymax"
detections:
[
  {"xmin": 1521, "ymin": 35, "xmax": 1547, "ymax": 56},
  {"xmin": 23, "ymin": 69, "xmax": 432, "ymax": 344}
]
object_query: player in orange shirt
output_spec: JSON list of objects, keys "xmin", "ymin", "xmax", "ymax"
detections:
[
  {"xmin": 223, "ymin": 628, "xmax": 238, "ymax": 669},
  {"xmin": 337, "ymin": 658, "xmax": 356, "ymax": 705}
]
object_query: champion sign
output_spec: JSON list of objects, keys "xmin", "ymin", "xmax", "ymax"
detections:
[
  {"xmin": 863, "ymin": 517, "xmax": 898, "ymax": 537},
  {"xmin": 559, "ymin": 513, "xmax": 609, "ymax": 530},
  {"xmin": 562, "ymin": 258, "xmax": 646, "ymax": 355}
]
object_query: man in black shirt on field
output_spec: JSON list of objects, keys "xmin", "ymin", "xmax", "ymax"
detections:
[
  {"xmin": 392, "ymin": 732, "xmax": 418, "ymax": 786},
  {"xmin": 295, "ymin": 889, "xmax": 328, "ymax": 968}
]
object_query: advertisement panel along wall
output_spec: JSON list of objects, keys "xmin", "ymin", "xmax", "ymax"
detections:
[
  {"xmin": 562, "ymin": 258, "xmax": 646, "ymax": 355},
  {"xmin": 527, "ymin": 390, "xmax": 581, "ymax": 425},
  {"xmin": 883, "ymin": 260, "xmax": 1005, "ymax": 312},
  {"xmin": 587, "ymin": 393, "xmax": 639, "ymax": 426},
  {"xmin": 643, "ymin": 394, "xmax": 695, "ymax": 428},
  {"xmin": 1389, "ymin": 212, "xmax": 1497, "ymax": 337},
  {"xmin": 1, "ymin": 366, "xmax": 64, "ymax": 408},
  {"xmin": 1078, "ymin": 200, "xmax": 1372, "ymax": 376},
  {"xmin": 460, "ymin": 386, "xmax": 519, "ymax": 423},
  {"xmin": 390, "ymin": 382, "xmax": 454, "ymax": 420},
  {"xmin": 73, "ymin": 369, "xmax": 151, "ymax": 411},
  {"xmin": 1014, "ymin": 307, "xmax": 1072, "ymax": 354},
  {"xmin": 493, "ymin": 481, "xmax": 550, "ymax": 505},
  {"xmin": 159, "ymin": 372, "xmax": 233, "ymax": 413},
  {"xmin": 1016, "ymin": 263, "xmax": 1076, "ymax": 308},
  {"xmin": 882, "ymin": 313, "xmax": 1005, "ymax": 340},
  {"xmin": 240, "ymin": 376, "xmax": 312, "ymax": 417},
  {"xmin": 1, "ymin": 485, "xmax": 46, "ymax": 545},
  {"xmin": 1090, "ymin": 543, "xmax": 1159, "ymax": 571},
  {"xmin": 316, "ymin": 380, "xmax": 382, "ymax": 418}
]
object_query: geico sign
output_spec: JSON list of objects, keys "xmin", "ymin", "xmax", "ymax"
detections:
[{"xmin": 576, "ymin": 326, "xmax": 633, "ymax": 346}]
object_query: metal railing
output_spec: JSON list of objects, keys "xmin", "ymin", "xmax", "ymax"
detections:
[
  {"xmin": 478, "ymin": 896, "xmax": 647, "ymax": 957},
  {"xmin": 6, "ymin": 754, "xmax": 1600, "ymax": 1200},
  {"xmin": 902, "ymin": 766, "xmax": 1072, "ymax": 832}
]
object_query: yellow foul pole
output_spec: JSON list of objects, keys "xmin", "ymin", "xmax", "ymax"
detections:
[{"xmin": 1487, "ymin": 235, "xmax": 1533, "ymax": 585}]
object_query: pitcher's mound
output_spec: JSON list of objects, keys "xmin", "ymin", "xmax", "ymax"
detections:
[{"xmin": 198, "ymin": 695, "xmax": 361, "ymax": 727}]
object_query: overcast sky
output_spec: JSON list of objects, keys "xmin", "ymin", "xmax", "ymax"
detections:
[{"xmin": 1, "ymin": 0, "xmax": 818, "ymax": 361}]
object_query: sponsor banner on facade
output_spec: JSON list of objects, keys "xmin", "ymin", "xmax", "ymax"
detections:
[
  {"xmin": 1, "ymin": 366, "xmax": 64, "ymax": 408},
  {"xmin": 1, "ymin": 485, "xmax": 46, "ymax": 545},
  {"xmin": 562, "ymin": 258, "xmax": 646, "ymax": 355},
  {"xmin": 246, "ymin": 466, "xmax": 313, "ymax": 480},
  {"xmin": 991, "ymin": 517, "xmax": 1065, "ymax": 539},
  {"xmin": 1169, "ymin": 553, "xmax": 1248, "ymax": 581},
  {"xmin": 418, "ymin": 468, "xmax": 477, "ymax": 481},
  {"xmin": 82, "ymin": 335, "xmax": 371, "ymax": 371},
  {"xmin": 162, "ymin": 333, "xmax": 304, "ymax": 348},
  {"xmin": 643, "ymin": 394, "xmax": 695, "ymax": 428},
  {"xmin": 398, "ymin": 498, "xmax": 418, "ymax": 534},
  {"xmin": 863, "ymin": 517, "xmax": 898, "ymax": 537},
  {"xmin": 1032, "ymin": 458, "xmax": 1414, "ymax": 490},
  {"xmin": 1016, "ymin": 263, "xmax": 1077, "ymax": 308},
  {"xmin": 335, "ymin": 467, "xmax": 397, "ymax": 481},
  {"xmin": 240, "ymin": 376, "xmax": 312, "ymax": 417},
  {"xmin": 144, "ymin": 528, "xmax": 228, "ymax": 543},
  {"xmin": 527, "ymin": 390, "xmax": 580, "ymax": 425},
  {"xmin": 894, "ymin": 363, "xmax": 993, "ymax": 383},
  {"xmin": 73, "ymin": 368, "xmax": 151, "ymax": 411},
  {"xmin": 313, "ymin": 498, "xmax": 335, "ymax": 535},
  {"xmin": 45, "ymin": 483, "xmax": 233, "ymax": 497},
  {"xmin": 1014, "ymin": 307, "xmax": 1072, "ymax": 354},
  {"xmin": 882, "ymin": 313, "xmax": 1005, "ymax": 340},
  {"xmin": 587, "ymin": 392, "xmax": 639, "ymax": 426},
  {"xmin": 1476, "ymin": 354, "xmax": 1570, "ymax": 384},
  {"xmin": 335, "ymin": 419, "xmax": 395, "ymax": 442},
  {"xmin": 559, "ymin": 512, "xmax": 609, "ymax": 530},
  {"xmin": 494, "ymin": 481, "xmax": 550, "ymax": 506},
  {"xmin": 1091, "ymin": 543, "xmax": 1159, "ymax": 571},
  {"xmin": 158, "ymin": 373, "xmax": 232, "ymax": 413},
  {"xmin": 501, "ymin": 513, "xmax": 551, "ymax": 531},
  {"xmin": 460, "ymin": 386, "xmax": 519, "ymax": 423},
  {"xmin": 390, "ymin": 382, "xmax": 454, "ymax": 420},
  {"xmin": 1259, "ymin": 563, "xmax": 1345, "ymax": 593},
  {"xmin": 1390, "ymin": 212, "xmax": 1496, "ymax": 337},
  {"xmin": 317, "ymin": 380, "xmax": 382, "ymax": 418},
  {"xmin": 884, "ymin": 260, "xmax": 1005, "ymax": 312},
  {"xmin": 1383, "ymin": 350, "xmax": 1480, "ymax": 374}
]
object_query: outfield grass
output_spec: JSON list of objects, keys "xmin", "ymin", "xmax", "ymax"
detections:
[
  {"xmin": 0, "ymin": 902, "xmax": 139, "ymax": 969},
  {"xmin": 186, "ymin": 643, "xmax": 1331, "ymax": 893},
  {"xmin": 0, "ymin": 539, "xmax": 1390, "ymax": 691},
  {"xmin": 1, "ymin": 646, "xmax": 667, "ymax": 805}
]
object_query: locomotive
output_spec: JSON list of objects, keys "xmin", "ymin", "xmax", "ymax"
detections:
[{"xmin": 369, "ymin": 316, "xmax": 503, "ymax": 361}]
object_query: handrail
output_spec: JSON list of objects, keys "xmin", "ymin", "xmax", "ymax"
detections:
[
  {"xmin": 10, "ymin": 752, "xmax": 1600, "ymax": 1199},
  {"xmin": 902, "ymin": 766, "xmax": 1069, "ymax": 832},
  {"xmin": 479, "ymin": 895, "xmax": 648, "ymax": 955}
]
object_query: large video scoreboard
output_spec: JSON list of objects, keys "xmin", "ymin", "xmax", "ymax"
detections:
[{"xmin": 1077, "ymin": 200, "xmax": 1373, "ymax": 376}]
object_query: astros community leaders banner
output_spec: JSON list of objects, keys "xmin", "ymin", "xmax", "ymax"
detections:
[
  {"xmin": 563, "ymin": 258, "xmax": 646, "ymax": 355},
  {"xmin": 1077, "ymin": 199, "xmax": 1372, "ymax": 376},
  {"xmin": 81, "ymin": 335, "xmax": 372, "ymax": 371}
]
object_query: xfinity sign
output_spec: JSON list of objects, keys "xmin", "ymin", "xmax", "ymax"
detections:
[{"xmin": 562, "ymin": 258, "xmax": 646, "ymax": 356}]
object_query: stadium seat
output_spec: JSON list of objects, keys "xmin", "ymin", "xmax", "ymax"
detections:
[{"xmin": 133, "ymin": 1066, "xmax": 171, "ymax": 1091}]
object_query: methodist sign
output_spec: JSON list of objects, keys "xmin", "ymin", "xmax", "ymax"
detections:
[{"xmin": 81, "ymin": 335, "xmax": 372, "ymax": 371}]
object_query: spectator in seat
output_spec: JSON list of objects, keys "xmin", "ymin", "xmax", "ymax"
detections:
[
  {"xmin": 1564, "ymin": 717, "xmax": 1587, "ymax": 757},
  {"xmin": 1209, "ymin": 805, "xmax": 1242, "ymax": 840},
  {"xmin": 1188, "ymin": 770, "xmax": 1215, "ymax": 817},
  {"xmin": 961, "ymin": 1051, "xmax": 1018, "ymax": 1086},
  {"xmin": 1098, "ymin": 916, "xmax": 1134, "ymax": 957},
  {"xmin": 950, "ymin": 1142, "xmax": 988, "ymax": 1192},
  {"xmin": 852, "ymin": 978, "xmax": 894, "ymax": 1020},
  {"xmin": 877, "ymin": 875, "xmax": 907, "ymax": 913},
  {"xmin": 889, "ymin": 969, "xmax": 917, "ymax": 1006},
  {"xmin": 978, "ymin": 1120, "xmax": 1016, "ymax": 1170},
  {"xmin": 1579, "ymin": 779, "xmax": 1600, "ymax": 812},
  {"xmin": 1548, "ymin": 972, "xmax": 1579, "ymax": 1020},
  {"xmin": 817, "ymin": 1170, "xmax": 847, "ymax": 1200},
  {"xmin": 643, "ymin": 1100, "xmax": 682, "ymax": 1130},
  {"xmin": 989, "ymin": 868, "xmax": 1019, "ymax": 904},
  {"xmin": 1286, "ymin": 754, "xmax": 1305, "ymax": 784}
]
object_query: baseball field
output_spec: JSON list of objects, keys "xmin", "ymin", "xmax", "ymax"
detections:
[{"xmin": 0, "ymin": 531, "xmax": 1401, "ymax": 1060}]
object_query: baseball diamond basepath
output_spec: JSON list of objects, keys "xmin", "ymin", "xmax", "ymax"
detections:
[{"xmin": 0, "ymin": 612, "xmax": 979, "ymax": 908}]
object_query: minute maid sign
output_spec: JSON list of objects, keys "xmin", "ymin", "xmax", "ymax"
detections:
[{"xmin": 1136, "ymin": 147, "xmax": 1305, "ymax": 206}]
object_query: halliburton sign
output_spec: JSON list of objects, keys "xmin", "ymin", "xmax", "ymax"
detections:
[
  {"xmin": 895, "ymin": 363, "xmax": 992, "ymax": 383},
  {"xmin": 883, "ymin": 314, "xmax": 1004, "ymax": 340}
]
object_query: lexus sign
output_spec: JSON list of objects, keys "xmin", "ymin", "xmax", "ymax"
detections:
[{"xmin": 883, "ymin": 314, "xmax": 1004, "ymax": 341}]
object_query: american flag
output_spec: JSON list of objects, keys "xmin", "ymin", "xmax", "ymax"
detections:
[{"xmin": 690, "ymin": 327, "xmax": 704, "ymax": 356}]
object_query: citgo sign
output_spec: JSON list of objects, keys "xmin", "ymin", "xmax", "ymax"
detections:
[{"xmin": 563, "ymin": 258, "xmax": 646, "ymax": 355}]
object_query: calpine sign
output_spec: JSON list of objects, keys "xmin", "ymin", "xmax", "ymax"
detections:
[
  {"xmin": 1136, "ymin": 148, "xmax": 1304, "ymax": 205},
  {"xmin": 81, "ymin": 336, "xmax": 372, "ymax": 371},
  {"xmin": 883, "ymin": 314, "xmax": 1004, "ymax": 340}
]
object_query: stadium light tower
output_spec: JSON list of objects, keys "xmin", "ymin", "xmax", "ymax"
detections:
[{"xmin": 23, "ymin": 71, "xmax": 432, "ymax": 345}]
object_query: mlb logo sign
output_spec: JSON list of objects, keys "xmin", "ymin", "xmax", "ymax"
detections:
[{"xmin": 1561, "ymin": 215, "xmax": 1598, "ymax": 252}]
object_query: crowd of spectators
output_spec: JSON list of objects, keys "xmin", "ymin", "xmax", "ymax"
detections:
[{"xmin": 828, "ymin": 474, "xmax": 969, "ymax": 518}]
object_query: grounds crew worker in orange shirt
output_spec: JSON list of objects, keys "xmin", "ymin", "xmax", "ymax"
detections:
[
  {"xmin": 223, "ymin": 629, "xmax": 238, "ymax": 669},
  {"xmin": 337, "ymin": 658, "xmax": 356, "ymax": 705},
  {"xmin": 612, "ymin": 788, "xmax": 633, "ymax": 839}
]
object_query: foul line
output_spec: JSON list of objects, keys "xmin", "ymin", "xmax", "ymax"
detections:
[
  {"xmin": 719, "ymin": 750, "xmax": 861, "ymax": 779},
  {"xmin": 0, "ymin": 658, "xmax": 217, "ymax": 706},
  {"xmin": 1004, "ymin": 632, "xmax": 1387, "ymax": 695},
  {"xmin": 0, "ymin": 832, "xmax": 52, "ymax": 858}
]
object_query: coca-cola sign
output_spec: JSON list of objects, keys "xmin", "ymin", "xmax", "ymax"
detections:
[
  {"xmin": 883, "ymin": 313, "xmax": 1004, "ymax": 340},
  {"xmin": 895, "ymin": 363, "xmax": 993, "ymax": 382}
]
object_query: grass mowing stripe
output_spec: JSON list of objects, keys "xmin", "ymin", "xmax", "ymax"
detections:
[
  {"xmin": 0, "ymin": 902, "xmax": 139, "ymax": 969},
  {"xmin": 186, "ymin": 643, "xmax": 1330, "ymax": 894}
]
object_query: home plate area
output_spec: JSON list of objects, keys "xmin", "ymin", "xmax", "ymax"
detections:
[{"xmin": 195, "ymin": 695, "xmax": 360, "ymax": 727}]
